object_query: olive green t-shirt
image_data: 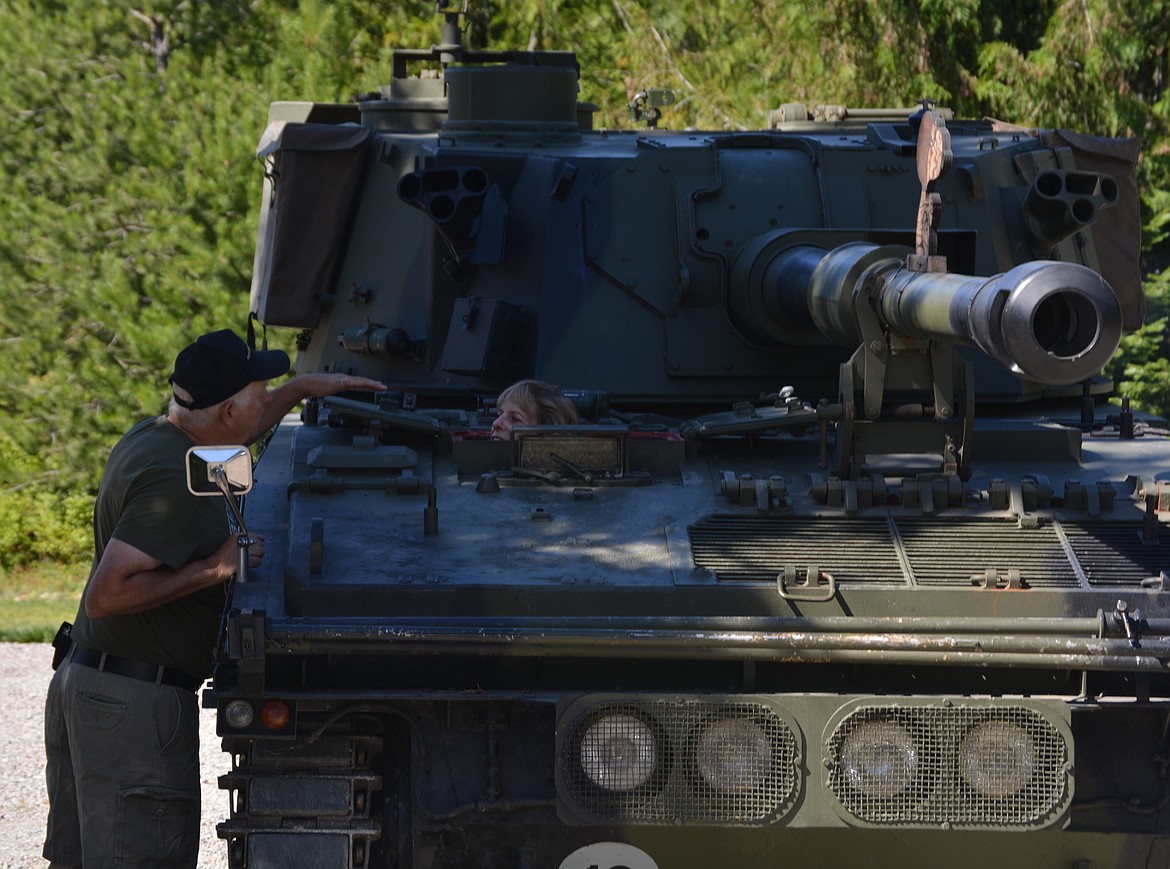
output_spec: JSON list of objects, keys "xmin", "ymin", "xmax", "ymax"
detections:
[{"xmin": 71, "ymin": 416, "xmax": 233, "ymax": 680}]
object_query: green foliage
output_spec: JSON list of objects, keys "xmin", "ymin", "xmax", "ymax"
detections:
[
  {"xmin": 0, "ymin": 0, "xmax": 272, "ymax": 492},
  {"xmin": 1109, "ymin": 267, "xmax": 1170, "ymax": 418},
  {"xmin": 0, "ymin": 490, "xmax": 93, "ymax": 568},
  {"xmin": 513, "ymin": 0, "xmax": 946, "ymax": 129},
  {"xmin": 0, "ymin": 562, "xmax": 87, "ymax": 643},
  {"xmin": 973, "ymin": 0, "xmax": 1169, "ymax": 139}
]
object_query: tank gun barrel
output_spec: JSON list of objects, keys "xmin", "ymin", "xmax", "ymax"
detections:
[{"xmin": 735, "ymin": 241, "xmax": 1122, "ymax": 385}]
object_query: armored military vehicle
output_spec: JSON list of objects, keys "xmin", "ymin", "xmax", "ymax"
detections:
[{"xmin": 202, "ymin": 5, "xmax": 1170, "ymax": 867}]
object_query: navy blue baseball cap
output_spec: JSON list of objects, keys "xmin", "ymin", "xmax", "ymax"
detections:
[{"xmin": 169, "ymin": 329, "xmax": 290, "ymax": 410}]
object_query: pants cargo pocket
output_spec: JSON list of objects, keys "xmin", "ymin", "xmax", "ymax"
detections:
[{"xmin": 115, "ymin": 786, "xmax": 199, "ymax": 868}]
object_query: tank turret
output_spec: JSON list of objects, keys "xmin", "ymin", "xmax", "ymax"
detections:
[{"xmin": 249, "ymin": 61, "xmax": 1139, "ymax": 415}]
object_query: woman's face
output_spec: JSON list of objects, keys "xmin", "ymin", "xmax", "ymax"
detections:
[{"xmin": 490, "ymin": 396, "xmax": 535, "ymax": 440}]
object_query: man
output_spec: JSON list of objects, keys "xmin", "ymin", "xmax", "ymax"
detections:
[{"xmin": 42, "ymin": 328, "xmax": 385, "ymax": 869}]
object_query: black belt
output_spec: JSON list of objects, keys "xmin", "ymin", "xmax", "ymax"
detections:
[{"xmin": 68, "ymin": 642, "xmax": 202, "ymax": 692}]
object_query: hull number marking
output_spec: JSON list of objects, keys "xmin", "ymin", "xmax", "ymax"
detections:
[{"xmin": 559, "ymin": 842, "xmax": 660, "ymax": 869}]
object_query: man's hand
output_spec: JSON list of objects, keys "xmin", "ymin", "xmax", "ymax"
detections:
[
  {"xmin": 212, "ymin": 532, "xmax": 267, "ymax": 570},
  {"xmin": 252, "ymin": 372, "xmax": 389, "ymax": 443},
  {"xmin": 246, "ymin": 536, "xmax": 266, "ymax": 568},
  {"xmin": 294, "ymin": 372, "xmax": 389, "ymax": 399}
]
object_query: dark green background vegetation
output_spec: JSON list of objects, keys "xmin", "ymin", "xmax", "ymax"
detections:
[{"xmin": 1, "ymin": 0, "xmax": 1168, "ymax": 580}]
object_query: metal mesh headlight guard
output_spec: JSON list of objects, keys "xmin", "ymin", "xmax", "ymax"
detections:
[
  {"xmin": 556, "ymin": 695, "xmax": 801, "ymax": 826},
  {"xmin": 823, "ymin": 699, "xmax": 1072, "ymax": 829}
]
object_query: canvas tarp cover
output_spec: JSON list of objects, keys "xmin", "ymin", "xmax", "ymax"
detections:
[{"xmin": 251, "ymin": 122, "xmax": 371, "ymax": 327}]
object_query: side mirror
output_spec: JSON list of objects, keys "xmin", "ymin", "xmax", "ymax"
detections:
[
  {"xmin": 185, "ymin": 447, "xmax": 253, "ymax": 565},
  {"xmin": 186, "ymin": 446, "xmax": 253, "ymax": 497}
]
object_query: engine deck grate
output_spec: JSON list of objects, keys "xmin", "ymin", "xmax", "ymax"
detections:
[
  {"xmin": 688, "ymin": 513, "xmax": 1162, "ymax": 588},
  {"xmin": 1062, "ymin": 522, "xmax": 1170, "ymax": 586},
  {"xmin": 895, "ymin": 518, "xmax": 1077, "ymax": 588},
  {"xmin": 688, "ymin": 516, "xmax": 904, "ymax": 584}
]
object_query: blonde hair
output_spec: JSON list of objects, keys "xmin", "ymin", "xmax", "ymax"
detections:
[{"xmin": 497, "ymin": 380, "xmax": 579, "ymax": 426}]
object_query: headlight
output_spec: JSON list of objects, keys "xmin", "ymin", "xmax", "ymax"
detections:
[
  {"xmin": 841, "ymin": 720, "xmax": 918, "ymax": 798},
  {"xmin": 696, "ymin": 718, "xmax": 773, "ymax": 793},
  {"xmin": 579, "ymin": 714, "xmax": 657, "ymax": 792},
  {"xmin": 826, "ymin": 701, "xmax": 1070, "ymax": 829},
  {"xmin": 224, "ymin": 699, "xmax": 254, "ymax": 729},
  {"xmin": 557, "ymin": 697, "xmax": 800, "ymax": 825},
  {"xmin": 959, "ymin": 721, "xmax": 1035, "ymax": 797}
]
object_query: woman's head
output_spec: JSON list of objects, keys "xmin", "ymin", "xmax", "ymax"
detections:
[{"xmin": 490, "ymin": 380, "xmax": 580, "ymax": 440}]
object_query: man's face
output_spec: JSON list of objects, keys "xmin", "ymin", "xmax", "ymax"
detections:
[
  {"xmin": 228, "ymin": 380, "xmax": 271, "ymax": 437},
  {"xmin": 490, "ymin": 396, "xmax": 535, "ymax": 441}
]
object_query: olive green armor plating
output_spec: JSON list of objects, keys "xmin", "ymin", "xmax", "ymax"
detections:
[{"xmin": 212, "ymin": 10, "xmax": 1169, "ymax": 869}]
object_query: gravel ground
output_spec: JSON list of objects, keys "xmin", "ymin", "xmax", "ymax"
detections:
[{"xmin": 0, "ymin": 642, "xmax": 230, "ymax": 869}]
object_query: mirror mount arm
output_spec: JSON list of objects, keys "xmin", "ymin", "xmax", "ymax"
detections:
[
  {"xmin": 213, "ymin": 466, "xmax": 250, "ymax": 537},
  {"xmin": 213, "ymin": 467, "xmax": 255, "ymax": 582}
]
